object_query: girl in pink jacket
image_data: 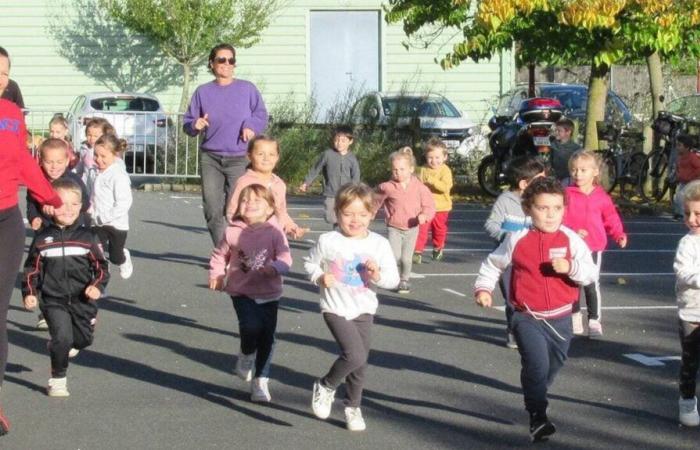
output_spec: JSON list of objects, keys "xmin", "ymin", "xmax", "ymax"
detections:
[
  {"xmin": 564, "ymin": 150, "xmax": 627, "ymax": 338},
  {"xmin": 209, "ymin": 184, "xmax": 292, "ymax": 403}
]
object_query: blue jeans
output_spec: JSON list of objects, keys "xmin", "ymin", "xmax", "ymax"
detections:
[
  {"xmin": 231, "ymin": 296, "xmax": 278, "ymax": 378},
  {"xmin": 512, "ymin": 311, "xmax": 573, "ymax": 415},
  {"xmin": 200, "ymin": 151, "xmax": 248, "ymax": 245}
]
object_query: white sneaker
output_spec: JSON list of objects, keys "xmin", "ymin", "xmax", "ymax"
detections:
[
  {"xmin": 571, "ymin": 312, "xmax": 584, "ymax": 335},
  {"xmin": 251, "ymin": 377, "xmax": 271, "ymax": 402},
  {"xmin": 344, "ymin": 406, "xmax": 366, "ymax": 431},
  {"xmin": 588, "ymin": 319, "xmax": 603, "ymax": 338},
  {"xmin": 311, "ymin": 380, "xmax": 335, "ymax": 419},
  {"xmin": 235, "ymin": 352, "xmax": 256, "ymax": 382},
  {"xmin": 68, "ymin": 348, "xmax": 80, "ymax": 358},
  {"xmin": 679, "ymin": 397, "xmax": 700, "ymax": 426},
  {"xmin": 47, "ymin": 377, "xmax": 70, "ymax": 397},
  {"xmin": 119, "ymin": 249, "xmax": 133, "ymax": 279},
  {"xmin": 36, "ymin": 317, "xmax": 49, "ymax": 331}
]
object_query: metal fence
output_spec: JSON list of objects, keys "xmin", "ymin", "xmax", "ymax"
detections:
[{"xmin": 24, "ymin": 110, "xmax": 202, "ymax": 179}]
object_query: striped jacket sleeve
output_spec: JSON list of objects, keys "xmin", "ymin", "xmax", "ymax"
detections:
[
  {"xmin": 473, "ymin": 229, "xmax": 524, "ymax": 295},
  {"xmin": 22, "ymin": 237, "xmax": 43, "ymax": 298}
]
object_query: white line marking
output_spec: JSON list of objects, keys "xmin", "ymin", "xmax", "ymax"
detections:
[
  {"xmin": 441, "ymin": 249, "xmax": 676, "ymax": 254},
  {"xmin": 170, "ymin": 195, "xmax": 199, "ymax": 199},
  {"xmin": 624, "ymin": 353, "xmax": 681, "ymax": 367},
  {"xmin": 442, "ymin": 288, "xmax": 467, "ymax": 297},
  {"xmin": 409, "ymin": 272, "xmax": 425, "ymax": 279},
  {"xmin": 413, "ymin": 272, "xmax": 675, "ymax": 277}
]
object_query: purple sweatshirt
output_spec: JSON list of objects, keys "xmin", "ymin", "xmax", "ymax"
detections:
[{"xmin": 183, "ymin": 80, "xmax": 268, "ymax": 156}]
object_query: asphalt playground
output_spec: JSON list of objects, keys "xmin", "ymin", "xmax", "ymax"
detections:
[{"xmin": 2, "ymin": 191, "xmax": 698, "ymax": 449}]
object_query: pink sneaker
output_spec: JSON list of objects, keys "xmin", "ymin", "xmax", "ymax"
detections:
[{"xmin": 588, "ymin": 319, "xmax": 603, "ymax": 338}]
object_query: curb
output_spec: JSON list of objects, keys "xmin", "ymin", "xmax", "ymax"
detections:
[{"xmin": 140, "ymin": 183, "xmax": 201, "ymax": 193}]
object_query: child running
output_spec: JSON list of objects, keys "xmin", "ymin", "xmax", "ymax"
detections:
[
  {"xmin": 22, "ymin": 178, "xmax": 109, "ymax": 397},
  {"xmin": 226, "ymin": 135, "xmax": 307, "ymax": 240},
  {"xmin": 375, "ymin": 147, "xmax": 435, "ymax": 294},
  {"xmin": 304, "ymin": 183, "xmax": 399, "ymax": 431},
  {"xmin": 483, "ymin": 156, "xmax": 546, "ymax": 348},
  {"xmin": 564, "ymin": 150, "xmax": 627, "ymax": 337},
  {"xmin": 209, "ymin": 184, "xmax": 292, "ymax": 402},
  {"xmin": 413, "ymin": 138, "xmax": 453, "ymax": 263},
  {"xmin": 474, "ymin": 176, "xmax": 598, "ymax": 442},
  {"xmin": 299, "ymin": 125, "xmax": 361, "ymax": 226},
  {"xmin": 74, "ymin": 118, "xmax": 115, "ymax": 196},
  {"xmin": 91, "ymin": 134, "xmax": 133, "ymax": 279}
]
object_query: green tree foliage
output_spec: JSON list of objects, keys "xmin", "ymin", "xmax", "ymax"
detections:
[{"xmin": 102, "ymin": 0, "xmax": 281, "ymax": 111}]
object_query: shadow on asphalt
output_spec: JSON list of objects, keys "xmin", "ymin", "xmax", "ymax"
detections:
[{"xmin": 141, "ymin": 219, "xmax": 207, "ymax": 235}]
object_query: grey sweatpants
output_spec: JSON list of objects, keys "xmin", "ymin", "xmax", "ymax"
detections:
[
  {"xmin": 387, "ymin": 226, "xmax": 419, "ymax": 281},
  {"xmin": 320, "ymin": 313, "xmax": 373, "ymax": 408}
]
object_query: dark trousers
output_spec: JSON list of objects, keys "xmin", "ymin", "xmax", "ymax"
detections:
[
  {"xmin": 232, "ymin": 296, "xmax": 278, "ymax": 378},
  {"xmin": 573, "ymin": 251, "xmax": 602, "ymax": 320},
  {"xmin": 497, "ymin": 266, "xmax": 514, "ymax": 332},
  {"xmin": 0, "ymin": 206, "xmax": 24, "ymax": 384},
  {"xmin": 41, "ymin": 297, "xmax": 98, "ymax": 378},
  {"xmin": 94, "ymin": 225, "xmax": 128, "ymax": 265},
  {"xmin": 512, "ymin": 311, "xmax": 573, "ymax": 415},
  {"xmin": 200, "ymin": 151, "xmax": 248, "ymax": 245},
  {"xmin": 321, "ymin": 313, "xmax": 373, "ymax": 408},
  {"xmin": 679, "ymin": 320, "xmax": 700, "ymax": 399}
]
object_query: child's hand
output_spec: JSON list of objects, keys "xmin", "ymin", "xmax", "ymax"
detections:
[
  {"xmin": 288, "ymin": 226, "xmax": 309, "ymax": 240},
  {"xmin": 617, "ymin": 235, "xmax": 628, "ymax": 248},
  {"xmin": 417, "ymin": 213, "xmax": 429, "ymax": 225},
  {"xmin": 241, "ymin": 128, "xmax": 255, "ymax": 142},
  {"xmin": 42, "ymin": 204, "xmax": 56, "ymax": 216},
  {"xmin": 475, "ymin": 291, "xmax": 492, "ymax": 308},
  {"xmin": 364, "ymin": 259, "xmax": 381, "ymax": 282},
  {"xmin": 30, "ymin": 217, "xmax": 43, "ymax": 230},
  {"xmin": 23, "ymin": 295, "xmax": 38, "ymax": 311},
  {"xmin": 319, "ymin": 273, "xmax": 336, "ymax": 289},
  {"xmin": 258, "ymin": 265, "xmax": 278, "ymax": 277},
  {"xmin": 209, "ymin": 276, "xmax": 224, "ymax": 291},
  {"xmin": 551, "ymin": 257, "xmax": 570, "ymax": 274},
  {"xmin": 85, "ymin": 286, "xmax": 101, "ymax": 301},
  {"xmin": 577, "ymin": 229, "xmax": 588, "ymax": 238},
  {"xmin": 194, "ymin": 113, "xmax": 209, "ymax": 131},
  {"xmin": 299, "ymin": 183, "xmax": 308, "ymax": 193}
]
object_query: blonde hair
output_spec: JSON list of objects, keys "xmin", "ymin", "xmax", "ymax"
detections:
[
  {"xmin": 85, "ymin": 117, "xmax": 116, "ymax": 136},
  {"xmin": 52, "ymin": 178, "xmax": 83, "ymax": 200},
  {"xmin": 234, "ymin": 184, "xmax": 276, "ymax": 222},
  {"xmin": 38, "ymin": 138, "xmax": 71, "ymax": 160},
  {"xmin": 389, "ymin": 146, "xmax": 416, "ymax": 167},
  {"xmin": 424, "ymin": 137, "xmax": 448, "ymax": 157},
  {"xmin": 568, "ymin": 150, "xmax": 602, "ymax": 185},
  {"xmin": 683, "ymin": 180, "xmax": 700, "ymax": 204},
  {"xmin": 334, "ymin": 183, "xmax": 374, "ymax": 215}
]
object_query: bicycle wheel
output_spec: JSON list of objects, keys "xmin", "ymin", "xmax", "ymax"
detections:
[
  {"xmin": 639, "ymin": 150, "xmax": 670, "ymax": 202},
  {"xmin": 598, "ymin": 152, "xmax": 617, "ymax": 194},
  {"xmin": 477, "ymin": 155, "xmax": 507, "ymax": 197},
  {"xmin": 620, "ymin": 151, "xmax": 647, "ymax": 199}
]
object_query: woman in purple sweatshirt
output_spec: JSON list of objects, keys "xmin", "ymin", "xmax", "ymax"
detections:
[{"xmin": 184, "ymin": 43, "xmax": 268, "ymax": 245}]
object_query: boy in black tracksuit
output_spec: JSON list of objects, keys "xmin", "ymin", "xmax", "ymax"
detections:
[{"xmin": 22, "ymin": 179, "xmax": 109, "ymax": 397}]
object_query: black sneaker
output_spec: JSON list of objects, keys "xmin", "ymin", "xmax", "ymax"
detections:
[
  {"xmin": 432, "ymin": 248, "xmax": 444, "ymax": 261},
  {"xmin": 397, "ymin": 280, "xmax": 410, "ymax": 294},
  {"xmin": 529, "ymin": 415, "xmax": 556, "ymax": 443}
]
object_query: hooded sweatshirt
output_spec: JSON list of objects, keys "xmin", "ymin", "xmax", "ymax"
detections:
[
  {"xmin": 484, "ymin": 190, "xmax": 531, "ymax": 242},
  {"xmin": 674, "ymin": 233, "xmax": 700, "ymax": 322},
  {"xmin": 563, "ymin": 185, "xmax": 626, "ymax": 252}
]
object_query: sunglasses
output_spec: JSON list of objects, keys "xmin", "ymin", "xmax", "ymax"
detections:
[{"xmin": 214, "ymin": 57, "xmax": 235, "ymax": 65}]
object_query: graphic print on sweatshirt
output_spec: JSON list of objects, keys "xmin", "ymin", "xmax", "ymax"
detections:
[
  {"xmin": 238, "ymin": 248, "xmax": 269, "ymax": 273},
  {"xmin": 327, "ymin": 254, "xmax": 372, "ymax": 290}
]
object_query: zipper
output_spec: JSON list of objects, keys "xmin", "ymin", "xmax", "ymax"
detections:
[{"xmin": 60, "ymin": 228, "xmax": 71, "ymax": 305}]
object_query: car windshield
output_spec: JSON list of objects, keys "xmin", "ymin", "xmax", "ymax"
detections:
[
  {"xmin": 90, "ymin": 97, "xmax": 160, "ymax": 112},
  {"xmin": 668, "ymin": 96, "xmax": 700, "ymax": 119},
  {"xmin": 539, "ymin": 87, "xmax": 587, "ymax": 112},
  {"xmin": 381, "ymin": 97, "xmax": 461, "ymax": 118}
]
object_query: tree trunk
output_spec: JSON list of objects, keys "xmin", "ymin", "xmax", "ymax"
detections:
[
  {"xmin": 647, "ymin": 51, "xmax": 664, "ymax": 120},
  {"xmin": 528, "ymin": 63, "xmax": 536, "ymax": 97},
  {"xmin": 179, "ymin": 63, "xmax": 192, "ymax": 113},
  {"xmin": 583, "ymin": 62, "xmax": 609, "ymax": 151}
]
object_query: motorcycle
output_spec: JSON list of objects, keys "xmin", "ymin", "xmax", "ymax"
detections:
[{"xmin": 477, "ymin": 97, "xmax": 563, "ymax": 197}]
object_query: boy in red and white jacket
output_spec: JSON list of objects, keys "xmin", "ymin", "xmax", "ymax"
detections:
[{"xmin": 474, "ymin": 177, "xmax": 598, "ymax": 443}]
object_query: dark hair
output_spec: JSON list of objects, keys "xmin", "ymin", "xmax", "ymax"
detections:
[
  {"xmin": 334, "ymin": 183, "xmax": 374, "ymax": 215},
  {"xmin": 208, "ymin": 43, "xmax": 236, "ymax": 73},
  {"xmin": 332, "ymin": 125, "xmax": 354, "ymax": 140},
  {"xmin": 247, "ymin": 134, "xmax": 280, "ymax": 155},
  {"xmin": 521, "ymin": 176, "xmax": 566, "ymax": 210},
  {"xmin": 678, "ymin": 134, "xmax": 697, "ymax": 150},
  {"xmin": 556, "ymin": 117, "xmax": 575, "ymax": 131},
  {"xmin": 233, "ymin": 184, "xmax": 276, "ymax": 222},
  {"xmin": 52, "ymin": 178, "xmax": 83, "ymax": 199},
  {"xmin": 95, "ymin": 134, "xmax": 128, "ymax": 156},
  {"xmin": 0, "ymin": 46, "xmax": 9, "ymax": 68},
  {"xmin": 508, "ymin": 156, "xmax": 545, "ymax": 189}
]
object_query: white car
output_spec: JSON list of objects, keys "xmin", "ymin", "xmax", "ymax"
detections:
[
  {"xmin": 66, "ymin": 92, "xmax": 172, "ymax": 172},
  {"xmin": 350, "ymin": 92, "xmax": 481, "ymax": 156}
]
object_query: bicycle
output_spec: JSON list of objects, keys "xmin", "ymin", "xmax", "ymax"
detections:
[{"xmin": 594, "ymin": 121, "xmax": 646, "ymax": 199}]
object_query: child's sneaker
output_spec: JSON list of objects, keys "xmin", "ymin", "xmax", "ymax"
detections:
[
  {"xmin": 529, "ymin": 412, "xmax": 556, "ymax": 442},
  {"xmin": 251, "ymin": 377, "xmax": 271, "ymax": 403},
  {"xmin": 47, "ymin": 377, "xmax": 70, "ymax": 397},
  {"xmin": 432, "ymin": 248, "xmax": 444, "ymax": 261},
  {"xmin": 311, "ymin": 379, "xmax": 335, "ymax": 419},
  {"xmin": 68, "ymin": 348, "xmax": 80, "ymax": 358},
  {"xmin": 36, "ymin": 315, "xmax": 49, "ymax": 331},
  {"xmin": 397, "ymin": 280, "xmax": 411, "ymax": 294},
  {"xmin": 588, "ymin": 319, "xmax": 603, "ymax": 338},
  {"xmin": 120, "ymin": 249, "xmax": 133, "ymax": 279},
  {"xmin": 0, "ymin": 406, "xmax": 9, "ymax": 435},
  {"xmin": 571, "ymin": 311, "xmax": 584, "ymax": 335},
  {"xmin": 235, "ymin": 352, "xmax": 256, "ymax": 382},
  {"xmin": 679, "ymin": 396, "xmax": 700, "ymax": 426},
  {"xmin": 506, "ymin": 332, "xmax": 518, "ymax": 349},
  {"xmin": 344, "ymin": 406, "xmax": 366, "ymax": 431},
  {"xmin": 412, "ymin": 253, "xmax": 422, "ymax": 265}
]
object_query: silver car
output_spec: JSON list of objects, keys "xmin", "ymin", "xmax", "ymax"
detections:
[
  {"xmin": 350, "ymin": 92, "xmax": 479, "ymax": 154},
  {"xmin": 66, "ymin": 92, "xmax": 172, "ymax": 172}
]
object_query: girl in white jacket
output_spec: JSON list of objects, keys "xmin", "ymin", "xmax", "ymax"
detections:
[{"xmin": 91, "ymin": 134, "xmax": 133, "ymax": 279}]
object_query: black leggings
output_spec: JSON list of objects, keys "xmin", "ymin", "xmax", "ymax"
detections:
[
  {"xmin": 94, "ymin": 225, "xmax": 128, "ymax": 265},
  {"xmin": 0, "ymin": 206, "xmax": 25, "ymax": 385},
  {"xmin": 680, "ymin": 320, "xmax": 700, "ymax": 399}
]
